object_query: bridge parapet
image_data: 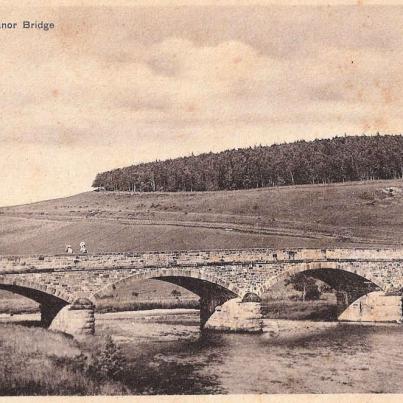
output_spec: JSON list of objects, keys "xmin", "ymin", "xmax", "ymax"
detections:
[{"xmin": 1, "ymin": 248, "xmax": 403, "ymax": 274}]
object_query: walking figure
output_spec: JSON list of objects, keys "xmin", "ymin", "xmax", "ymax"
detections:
[
  {"xmin": 80, "ymin": 241, "xmax": 87, "ymax": 254},
  {"xmin": 65, "ymin": 244, "xmax": 73, "ymax": 254}
]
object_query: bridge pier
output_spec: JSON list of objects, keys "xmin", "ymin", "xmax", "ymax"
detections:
[
  {"xmin": 335, "ymin": 290, "xmax": 356, "ymax": 316},
  {"xmin": 204, "ymin": 297, "xmax": 263, "ymax": 333},
  {"xmin": 200, "ymin": 293, "xmax": 231, "ymax": 329},
  {"xmin": 335, "ymin": 286, "xmax": 382, "ymax": 318},
  {"xmin": 338, "ymin": 291, "xmax": 403, "ymax": 323},
  {"xmin": 40, "ymin": 301, "xmax": 66, "ymax": 328},
  {"xmin": 49, "ymin": 298, "xmax": 95, "ymax": 336}
]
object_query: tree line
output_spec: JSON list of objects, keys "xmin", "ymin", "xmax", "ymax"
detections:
[{"xmin": 92, "ymin": 134, "xmax": 403, "ymax": 192}]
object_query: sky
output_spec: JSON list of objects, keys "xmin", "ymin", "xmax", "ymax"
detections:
[{"xmin": 1, "ymin": 4, "xmax": 403, "ymax": 206}]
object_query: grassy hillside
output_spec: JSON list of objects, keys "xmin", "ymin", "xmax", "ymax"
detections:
[
  {"xmin": 0, "ymin": 178, "xmax": 402, "ymax": 314},
  {"xmin": 1, "ymin": 179, "xmax": 402, "ymax": 255}
]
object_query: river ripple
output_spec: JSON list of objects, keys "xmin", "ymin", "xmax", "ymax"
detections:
[{"xmin": 95, "ymin": 309, "xmax": 403, "ymax": 394}]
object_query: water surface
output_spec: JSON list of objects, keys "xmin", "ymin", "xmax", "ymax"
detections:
[{"xmin": 95, "ymin": 309, "xmax": 403, "ymax": 394}]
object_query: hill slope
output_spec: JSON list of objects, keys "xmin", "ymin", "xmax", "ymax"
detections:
[{"xmin": 1, "ymin": 179, "xmax": 402, "ymax": 255}]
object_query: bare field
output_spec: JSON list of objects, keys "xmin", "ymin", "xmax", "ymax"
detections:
[{"xmin": 0, "ymin": 179, "xmax": 402, "ymax": 255}]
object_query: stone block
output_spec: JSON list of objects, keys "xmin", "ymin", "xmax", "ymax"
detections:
[
  {"xmin": 49, "ymin": 305, "xmax": 95, "ymax": 336},
  {"xmin": 205, "ymin": 298, "xmax": 263, "ymax": 333},
  {"xmin": 339, "ymin": 292, "xmax": 402, "ymax": 323}
]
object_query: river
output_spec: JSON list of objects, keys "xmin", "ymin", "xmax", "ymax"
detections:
[{"xmin": 93, "ymin": 309, "xmax": 403, "ymax": 394}]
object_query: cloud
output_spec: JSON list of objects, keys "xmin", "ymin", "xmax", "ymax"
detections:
[
  {"xmin": 1, "ymin": 5, "xmax": 403, "ymax": 206},
  {"xmin": 2, "ymin": 32, "xmax": 403, "ymax": 145}
]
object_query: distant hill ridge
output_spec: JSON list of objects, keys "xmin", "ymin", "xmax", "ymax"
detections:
[{"xmin": 92, "ymin": 134, "xmax": 403, "ymax": 192}]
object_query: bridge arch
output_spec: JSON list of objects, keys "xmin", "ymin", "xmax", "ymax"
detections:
[
  {"xmin": 0, "ymin": 278, "xmax": 75, "ymax": 304},
  {"xmin": 257, "ymin": 262, "xmax": 384, "ymax": 296},
  {"xmin": 90, "ymin": 268, "xmax": 242, "ymax": 328},
  {"xmin": 257, "ymin": 262, "xmax": 383, "ymax": 317},
  {"xmin": 0, "ymin": 278, "xmax": 76, "ymax": 327},
  {"xmin": 90, "ymin": 268, "xmax": 243, "ymax": 302}
]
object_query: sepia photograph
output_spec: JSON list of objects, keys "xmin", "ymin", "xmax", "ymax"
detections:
[{"xmin": 1, "ymin": 0, "xmax": 403, "ymax": 399}]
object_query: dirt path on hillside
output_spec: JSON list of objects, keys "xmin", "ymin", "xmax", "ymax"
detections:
[{"xmin": 1, "ymin": 211, "xmax": 401, "ymax": 248}]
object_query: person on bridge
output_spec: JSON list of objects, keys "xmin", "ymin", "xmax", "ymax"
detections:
[
  {"xmin": 65, "ymin": 244, "xmax": 73, "ymax": 254},
  {"xmin": 80, "ymin": 241, "xmax": 87, "ymax": 254}
]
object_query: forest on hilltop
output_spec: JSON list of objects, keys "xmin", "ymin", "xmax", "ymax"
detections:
[{"xmin": 92, "ymin": 134, "xmax": 403, "ymax": 192}]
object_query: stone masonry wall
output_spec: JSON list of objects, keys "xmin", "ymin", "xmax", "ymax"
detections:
[{"xmin": 0, "ymin": 248, "xmax": 403, "ymax": 305}]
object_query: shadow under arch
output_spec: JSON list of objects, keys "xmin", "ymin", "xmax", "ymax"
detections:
[
  {"xmin": 0, "ymin": 283, "xmax": 71, "ymax": 327},
  {"xmin": 258, "ymin": 266, "xmax": 382, "ymax": 318},
  {"xmin": 91, "ymin": 271, "xmax": 240, "ymax": 328}
]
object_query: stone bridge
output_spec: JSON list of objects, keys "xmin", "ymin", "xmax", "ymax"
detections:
[{"xmin": 1, "ymin": 248, "xmax": 403, "ymax": 336}]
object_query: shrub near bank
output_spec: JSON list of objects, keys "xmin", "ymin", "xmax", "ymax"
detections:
[{"xmin": 0, "ymin": 325, "xmax": 128, "ymax": 395}]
